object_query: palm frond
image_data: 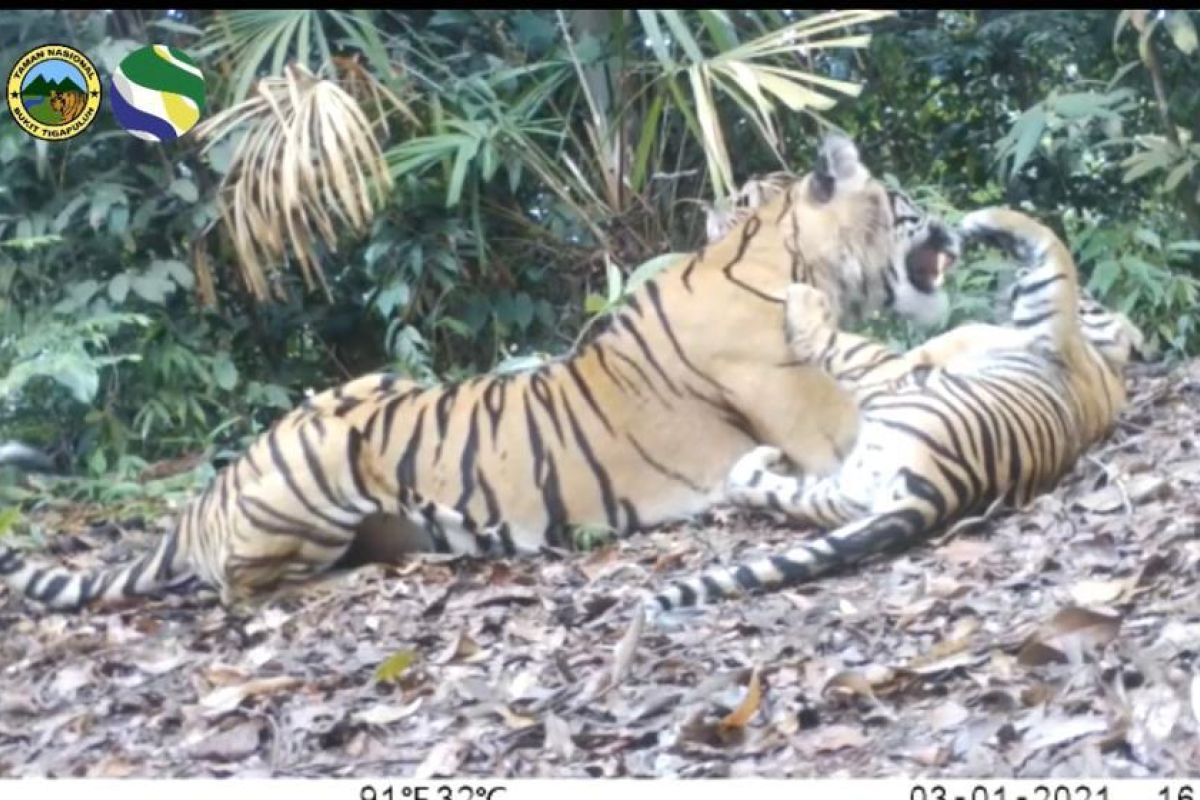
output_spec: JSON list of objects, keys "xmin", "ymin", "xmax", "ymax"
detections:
[{"xmin": 194, "ymin": 64, "xmax": 393, "ymax": 302}]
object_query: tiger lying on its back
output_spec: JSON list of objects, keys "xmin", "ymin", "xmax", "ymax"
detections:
[
  {"xmin": 0, "ymin": 134, "xmax": 961, "ymax": 611},
  {"xmin": 653, "ymin": 207, "xmax": 1143, "ymax": 611}
]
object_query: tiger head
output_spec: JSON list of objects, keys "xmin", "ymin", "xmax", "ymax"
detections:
[
  {"xmin": 48, "ymin": 90, "xmax": 85, "ymax": 124},
  {"xmin": 703, "ymin": 133, "xmax": 959, "ymax": 326}
]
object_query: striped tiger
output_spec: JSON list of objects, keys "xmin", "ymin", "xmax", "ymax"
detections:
[
  {"xmin": 653, "ymin": 207, "xmax": 1144, "ymax": 611},
  {"xmin": 0, "ymin": 134, "xmax": 960, "ymax": 612},
  {"xmin": 49, "ymin": 90, "xmax": 87, "ymax": 124}
]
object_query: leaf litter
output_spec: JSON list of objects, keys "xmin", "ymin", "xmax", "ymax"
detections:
[{"xmin": 1, "ymin": 361, "xmax": 1199, "ymax": 776}]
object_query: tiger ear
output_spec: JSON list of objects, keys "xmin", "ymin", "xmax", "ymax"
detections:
[{"xmin": 810, "ymin": 133, "xmax": 867, "ymax": 203}]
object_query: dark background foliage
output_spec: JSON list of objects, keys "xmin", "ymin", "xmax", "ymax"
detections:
[{"xmin": 1, "ymin": 9, "xmax": 1197, "ymax": 497}]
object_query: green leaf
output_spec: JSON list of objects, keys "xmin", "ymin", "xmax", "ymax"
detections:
[
  {"xmin": 0, "ymin": 507, "xmax": 22, "ymax": 536},
  {"xmin": 605, "ymin": 258, "xmax": 623, "ymax": 305},
  {"xmin": 1010, "ymin": 108, "xmax": 1047, "ymax": 177},
  {"xmin": 1122, "ymin": 145, "xmax": 1174, "ymax": 183},
  {"xmin": 108, "ymin": 273, "xmax": 131, "ymax": 304},
  {"xmin": 1163, "ymin": 158, "xmax": 1196, "ymax": 193},
  {"xmin": 584, "ymin": 293, "xmax": 609, "ymax": 315},
  {"xmin": 53, "ymin": 194, "xmax": 89, "ymax": 233},
  {"xmin": 159, "ymin": 259, "xmax": 195, "ymax": 290},
  {"xmin": 1133, "ymin": 228, "xmax": 1162, "ymax": 251},
  {"xmin": 169, "ymin": 178, "xmax": 199, "ymax": 204},
  {"xmin": 1051, "ymin": 92, "xmax": 1107, "ymax": 120},
  {"xmin": 88, "ymin": 448, "xmax": 107, "ymax": 477},
  {"xmin": 130, "ymin": 272, "xmax": 174, "ymax": 304},
  {"xmin": 625, "ymin": 252, "xmax": 686, "ymax": 296},
  {"xmin": 495, "ymin": 353, "xmax": 548, "ymax": 375},
  {"xmin": 1165, "ymin": 11, "xmax": 1198, "ymax": 54},
  {"xmin": 374, "ymin": 649, "xmax": 417, "ymax": 684},
  {"xmin": 429, "ymin": 10, "xmax": 473, "ymax": 26},
  {"xmin": 149, "ymin": 18, "xmax": 205, "ymax": 36},
  {"xmin": 512, "ymin": 292, "xmax": 534, "ymax": 330},
  {"xmin": 212, "ymin": 354, "xmax": 239, "ymax": 391},
  {"xmin": 375, "ymin": 281, "xmax": 410, "ymax": 317},
  {"xmin": 1089, "ymin": 258, "xmax": 1121, "ymax": 297},
  {"xmin": 659, "ymin": 10, "xmax": 705, "ymax": 63}
]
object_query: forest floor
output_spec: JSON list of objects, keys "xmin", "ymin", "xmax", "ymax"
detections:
[{"xmin": 1, "ymin": 360, "xmax": 1199, "ymax": 778}]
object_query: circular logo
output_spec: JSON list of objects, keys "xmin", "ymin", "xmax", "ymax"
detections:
[
  {"xmin": 6, "ymin": 44, "xmax": 102, "ymax": 141},
  {"xmin": 110, "ymin": 44, "xmax": 206, "ymax": 142}
]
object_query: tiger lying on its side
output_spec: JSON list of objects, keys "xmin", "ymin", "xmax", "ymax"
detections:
[
  {"xmin": 653, "ymin": 207, "xmax": 1144, "ymax": 611},
  {"xmin": 0, "ymin": 134, "xmax": 961, "ymax": 612}
]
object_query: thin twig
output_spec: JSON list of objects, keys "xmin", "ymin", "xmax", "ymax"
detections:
[{"xmin": 1085, "ymin": 454, "xmax": 1134, "ymax": 517}]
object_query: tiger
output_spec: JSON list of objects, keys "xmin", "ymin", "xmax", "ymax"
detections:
[
  {"xmin": 652, "ymin": 207, "xmax": 1145, "ymax": 612},
  {"xmin": 0, "ymin": 133, "xmax": 960, "ymax": 612},
  {"xmin": 48, "ymin": 90, "xmax": 86, "ymax": 124}
]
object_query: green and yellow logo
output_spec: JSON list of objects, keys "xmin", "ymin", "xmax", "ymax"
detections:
[{"xmin": 7, "ymin": 44, "xmax": 102, "ymax": 141}]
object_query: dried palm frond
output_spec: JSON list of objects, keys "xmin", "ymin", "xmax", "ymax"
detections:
[
  {"xmin": 193, "ymin": 64, "xmax": 393, "ymax": 302},
  {"xmin": 190, "ymin": 238, "xmax": 218, "ymax": 308}
]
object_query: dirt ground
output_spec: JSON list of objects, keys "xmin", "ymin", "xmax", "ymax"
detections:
[{"xmin": 2, "ymin": 360, "xmax": 1199, "ymax": 778}]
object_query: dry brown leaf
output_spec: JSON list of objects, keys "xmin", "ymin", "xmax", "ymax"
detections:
[
  {"xmin": 1022, "ymin": 715, "xmax": 1109, "ymax": 754},
  {"xmin": 202, "ymin": 664, "xmax": 250, "ymax": 687},
  {"xmin": 719, "ymin": 668, "xmax": 762, "ymax": 731},
  {"xmin": 907, "ymin": 630, "xmax": 974, "ymax": 671},
  {"xmin": 1192, "ymin": 674, "xmax": 1200, "ymax": 729},
  {"xmin": 798, "ymin": 723, "xmax": 868, "ymax": 755},
  {"xmin": 823, "ymin": 669, "xmax": 886, "ymax": 702},
  {"xmin": 1069, "ymin": 577, "xmax": 1133, "ymax": 607},
  {"xmin": 434, "ymin": 631, "xmax": 483, "ymax": 665},
  {"xmin": 414, "ymin": 739, "xmax": 466, "ymax": 779},
  {"xmin": 929, "ymin": 700, "xmax": 970, "ymax": 731},
  {"xmin": 189, "ymin": 719, "xmax": 265, "ymax": 762},
  {"xmin": 543, "ymin": 712, "xmax": 576, "ymax": 760},
  {"xmin": 935, "ymin": 537, "xmax": 993, "ymax": 565},
  {"xmin": 904, "ymin": 744, "xmax": 950, "ymax": 767},
  {"xmin": 353, "ymin": 699, "xmax": 424, "ymax": 726},
  {"xmin": 493, "ymin": 704, "xmax": 538, "ymax": 731},
  {"xmin": 199, "ymin": 675, "xmax": 303, "ymax": 716},
  {"xmin": 87, "ymin": 756, "xmax": 139, "ymax": 777},
  {"xmin": 1130, "ymin": 685, "xmax": 1183, "ymax": 745},
  {"xmin": 1073, "ymin": 486, "xmax": 1126, "ymax": 514},
  {"xmin": 610, "ymin": 603, "xmax": 644, "ymax": 688},
  {"xmin": 49, "ymin": 664, "xmax": 93, "ymax": 698},
  {"xmin": 925, "ymin": 574, "xmax": 966, "ymax": 599},
  {"xmin": 1018, "ymin": 606, "xmax": 1121, "ymax": 667}
]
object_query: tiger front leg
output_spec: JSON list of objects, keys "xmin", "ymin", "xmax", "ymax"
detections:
[
  {"xmin": 724, "ymin": 445, "xmax": 860, "ymax": 528},
  {"xmin": 783, "ymin": 284, "xmax": 913, "ymax": 395},
  {"xmin": 783, "ymin": 284, "xmax": 837, "ymax": 363}
]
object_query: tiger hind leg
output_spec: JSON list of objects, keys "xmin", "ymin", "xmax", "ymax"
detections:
[
  {"xmin": 724, "ymin": 445, "xmax": 866, "ymax": 528},
  {"xmin": 656, "ymin": 467, "xmax": 943, "ymax": 611},
  {"xmin": 210, "ymin": 412, "xmax": 401, "ymax": 603}
]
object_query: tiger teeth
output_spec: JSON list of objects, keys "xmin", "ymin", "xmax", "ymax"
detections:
[{"xmin": 934, "ymin": 252, "xmax": 954, "ymax": 285}]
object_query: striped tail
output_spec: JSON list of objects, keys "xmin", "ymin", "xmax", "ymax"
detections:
[
  {"xmin": 958, "ymin": 208, "xmax": 1080, "ymax": 350},
  {"xmin": 653, "ymin": 469, "xmax": 942, "ymax": 611},
  {"xmin": 0, "ymin": 525, "xmax": 194, "ymax": 611}
]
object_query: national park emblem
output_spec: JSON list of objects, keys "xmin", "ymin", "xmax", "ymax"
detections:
[{"xmin": 7, "ymin": 44, "xmax": 102, "ymax": 141}]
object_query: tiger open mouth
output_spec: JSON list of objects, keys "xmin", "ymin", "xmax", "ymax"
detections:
[{"xmin": 905, "ymin": 226, "xmax": 960, "ymax": 293}]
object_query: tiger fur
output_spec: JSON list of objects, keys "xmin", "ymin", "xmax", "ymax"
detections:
[
  {"xmin": 48, "ymin": 90, "xmax": 87, "ymax": 124},
  {"xmin": 653, "ymin": 207, "xmax": 1144, "ymax": 611},
  {"xmin": 0, "ymin": 134, "xmax": 959, "ymax": 611}
]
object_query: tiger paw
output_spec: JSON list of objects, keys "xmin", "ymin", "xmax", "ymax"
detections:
[
  {"xmin": 784, "ymin": 284, "xmax": 835, "ymax": 360},
  {"xmin": 725, "ymin": 445, "xmax": 788, "ymax": 504},
  {"xmin": 958, "ymin": 207, "xmax": 1035, "ymax": 257}
]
